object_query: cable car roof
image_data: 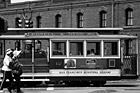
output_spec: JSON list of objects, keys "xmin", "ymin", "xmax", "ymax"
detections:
[
  {"xmin": 8, "ymin": 28, "xmax": 123, "ymax": 31},
  {"xmin": 0, "ymin": 34, "xmax": 137, "ymax": 39}
]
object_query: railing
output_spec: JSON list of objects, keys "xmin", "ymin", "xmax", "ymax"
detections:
[{"xmin": 122, "ymin": 54, "xmax": 137, "ymax": 76}]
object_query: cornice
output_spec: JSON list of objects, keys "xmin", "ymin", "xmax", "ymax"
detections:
[
  {"xmin": 0, "ymin": 0, "xmax": 112, "ymax": 15},
  {"xmin": 123, "ymin": 26, "xmax": 140, "ymax": 30},
  {"xmin": 2, "ymin": 0, "xmax": 140, "ymax": 15}
]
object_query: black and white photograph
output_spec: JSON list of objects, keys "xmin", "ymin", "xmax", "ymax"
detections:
[{"xmin": 0, "ymin": 0, "xmax": 140, "ymax": 93}]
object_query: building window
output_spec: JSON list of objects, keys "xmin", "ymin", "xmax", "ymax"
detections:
[
  {"xmin": 55, "ymin": 14, "xmax": 62, "ymax": 28},
  {"xmin": 36, "ymin": 16, "xmax": 42, "ymax": 28},
  {"xmin": 100, "ymin": 10, "xmax": 107, "ymax": 27},
  {"xmin": 125, "ymin": 8, "xmax": 133, "ymax": 26},
  {"xmin": 77, "ymin": 12, "xmax": 83, "ymax": 28}
]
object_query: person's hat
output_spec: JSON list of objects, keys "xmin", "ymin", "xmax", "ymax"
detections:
[{"xmin": 6, "ymin": 48, "xmax": 13, "ymax": 55}]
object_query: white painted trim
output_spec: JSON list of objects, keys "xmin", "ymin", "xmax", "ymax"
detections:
[
  {"xmin": 50, "ymin": 39, "xmax": 121, "ymax": 59},
  {"xmin": 84, "ymin": 40, "xmax": 87, "ymax": 57},
  {"xmin": 8, "ymin": 27, "xmax": 123, "ymax": 31},
  {"xmin": 136, "ymin": 39, "xmax": 139, "ymax": 76},
  {"xmin": 50, "ymin": 40, "xmax": 52, "ymax": 58},
  {"xmin": 101, "ymin": 40, "xmax": 104, "ymax": 58},
  {"xmin": 66, "ymin": 40, "xmax": 69, "ymax": 58}
]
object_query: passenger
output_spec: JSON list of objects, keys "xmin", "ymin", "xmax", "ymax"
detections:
[
  {"xmin": 69, "ymin": 52, "xmax": 72, "ymax": 55},
  {"xmin": 88, "ymin": 49, "xmax": 95, "ymax": 56},
  {"xmin": 12, "ymin": 50, "xmax": 23, "ymax": 93},
  {"xmin": 87, "ymin": 50, "xmax": 90, "ymax": 55},
  {"xmin": 0, "ymin": 49, "xmax": 14, "ymax": 93},
  {"xmin": 57, "ymin": 50, "xmax": 63, "ymax": 55},
  {"xmin": 78, "ymin": 51, "xmax": 82, "ymax": 55}
]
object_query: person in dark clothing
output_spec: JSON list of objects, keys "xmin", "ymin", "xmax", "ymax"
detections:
[
  {"xmin": 12, "ymin": 50, "xmax": 23, "ymax": 93},
  {"xmin": 13, "ymin": 50, "xmax": 23, "ymax": 93},
  {"xmin": 13, "ymin": 70, "xmax": 22, "ymax": 93},
  {"xmin": 88, "ymin": 49, "xmax": 95, "ymax": 56},
  {"xmin": 0, "ymin": 49, "xmax": 15, "ymax": 93}
]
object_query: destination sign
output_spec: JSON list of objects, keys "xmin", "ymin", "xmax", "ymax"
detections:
[
  {"xmin": 50, "ymin": 69, "xmax": 120, "ymax": 76},
  {"xmin": 25, "ymin": 32, "xmax": 99, "ymax": 36}
]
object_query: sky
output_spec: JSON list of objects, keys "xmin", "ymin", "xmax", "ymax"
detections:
[{"xmin": 11, "ymin": 0, "xmax": 41, "ymax": 3}]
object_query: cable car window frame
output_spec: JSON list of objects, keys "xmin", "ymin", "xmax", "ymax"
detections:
[
  {"xmin": 51, "ymin": 40, "xmax": 67, "ymax": 57},
  {"xmin": 86, "ymin": 40, "xmax": 102, "ymax": 57},
  {"xmin": 103, "ymin": 40, "xmax": 120, "ymax": 58},
  {"xmin": 69, "ymin": 40, "xmax": 84, "ymax": 57}
]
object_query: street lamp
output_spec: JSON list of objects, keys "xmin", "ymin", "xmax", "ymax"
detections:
[
  {"xmin": 16, "ymin": 2, "xmax": 33, "ymax": 28},
  {"xmin": 22, "ymin": 8, "xmax": 33, "ymax": 28}
]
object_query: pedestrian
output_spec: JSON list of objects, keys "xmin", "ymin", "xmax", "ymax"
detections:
[
  {"xmin": 12, "ymin": 50, "xmax": 23, "ymax": 93},
  {"xmin": 0, "ymin": 49, "xmax": 15, "ymax": 93}
]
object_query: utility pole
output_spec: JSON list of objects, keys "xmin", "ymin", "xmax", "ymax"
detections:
[
  {"xmin": 70, "ymin": 3, "xmax": 72, "ymax": 28},
  {"xmin": 112, "ymin": 0, "xmax": 115, "ymax": 28}
]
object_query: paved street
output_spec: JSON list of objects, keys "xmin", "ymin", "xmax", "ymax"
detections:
[{"xmin": 2, "ymin": 80, "xmax": 140, "ymax": 93}]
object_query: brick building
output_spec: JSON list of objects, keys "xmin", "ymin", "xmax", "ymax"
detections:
[
  {"xmin": 0, "ymin": 0, "xmax": 140, "ymax": 75},
  {"xmin": 0, "ymin": 0, "xmax": 140, "ymax": 28}
]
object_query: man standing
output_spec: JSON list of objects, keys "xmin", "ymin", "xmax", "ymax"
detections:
[
  {"xmin": 12, "ymin": 50, "xmax": 23, "ymax": 93},
  {"xmin": 0, "ymin": 49, "xmax": 15, "ymax": 93}
]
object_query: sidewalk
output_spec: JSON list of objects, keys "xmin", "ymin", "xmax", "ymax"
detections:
[
  {"xmin": 108, "ymin": 79, "xmax": 140, "ymax": 83},
  {"xmin": 2, "ymin": 88, "xmax": 140, "ymax": 93},
  {"xmin": 1, "ymin": 79, "xmax": 140, "ymax": 93}
]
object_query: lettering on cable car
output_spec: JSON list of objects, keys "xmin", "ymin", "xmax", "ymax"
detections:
[
  {"xmin": 58, "ymin": 70, "xmax": 112, "ymax": 75},
  {"xmin": 25, "ymin": 32, "xmax": 99, "ymax": 36}
]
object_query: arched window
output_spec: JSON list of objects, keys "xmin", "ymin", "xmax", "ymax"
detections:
[
  {"xmin": 125, "ymin": 8, "xmax": 133, "ymax": 26},
  {"xmin": 55, "ymin": 14, "xmax": 62, "ymax": 28},
  {"xmin": 99, "ymin": 10, "xmax": 107, "ymax": 27},
  {"xmin": 77, "ymin": 12, "xmax": 83, "ymax": 28},
  {"xmin": 36, "ymin": 16, "xmax": 42, "ymax": 28}
]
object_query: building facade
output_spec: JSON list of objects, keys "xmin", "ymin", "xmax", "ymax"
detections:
[
  {"xmin": 0, "ymin": 0, "xmax": 140, "ymax": 28},
  {"xmin": 0, "ymin": 0, "xmax": 140, "ymax": 74}
]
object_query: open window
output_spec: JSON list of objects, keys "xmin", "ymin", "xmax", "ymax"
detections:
[
  {"xmin": 69, "ymin": 40, "xmax": 83, "ymax": 56},
  {"xmin": 104, "ymin": 40, "xmax": 119, "ymax": 56},
  {"xmin": 15, "ymin": 40, "xmax": 21, "ymax": 50},
  {"xmin": 35, "ymin": 40, "xmax": 41, "ymax": 51},
  {"xmin": 52, "ymin": 40, "xmax": 66, "ymax": 56},
  {"xmin": 87, "ymin": 41, "xmax": 101, "ymax": 56},
  {"xmin": 24, "ymin": 40, "xmax": 32, "ymax": 53}
]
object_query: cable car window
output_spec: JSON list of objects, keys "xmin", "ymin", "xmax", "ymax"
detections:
[
  {"xmin": 35, "ymin": 40, "xmax": 41, "ymax": 51},
  {"xmin": 24, "ymin": 40, "xmax": 32, "ymax": 53},
  {"xmin": 52, "ymin": 41, "xmax": 66, "ymax": 56},
  {"xmin": 15, "ymin": 40, "xmax": 21, "ymax": 50},
  {"xmin": 70, "ymin": 41, "xmax": 83, "ymax": 56},
  {"xmin": 87, "ymin": 41, "xmax": 101, "ymax": 56},
  {"xmin": 104, "ymin": 41, "xmax": 118, "ymax": 56}
]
